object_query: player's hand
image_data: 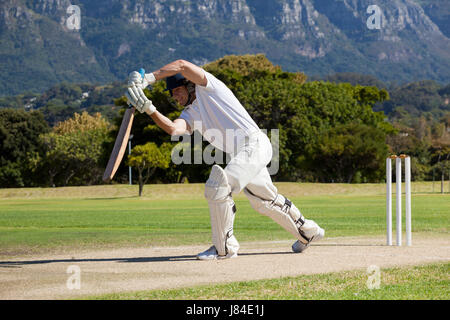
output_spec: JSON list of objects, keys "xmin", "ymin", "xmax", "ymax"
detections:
[
  {"xmin": 128, "ymin": 71, "xmax": 156, "ymax": 89},
  {"xmin": 125, "ymin": 84, "xmax": 156, "ymax": 115}
]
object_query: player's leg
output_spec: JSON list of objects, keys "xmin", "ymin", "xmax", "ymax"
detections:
[
  {"xmin": 198, "ymin": 164, "xmax": 239, "ymax": 260},
  {"xmin": 198, "ymin": 132, "xmax": 271, "ymax": 260},
  {"xmin": 244, "ymin": 167, "xmax": 325, "ymax": 252}
]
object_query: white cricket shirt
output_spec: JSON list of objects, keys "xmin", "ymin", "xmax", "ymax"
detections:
[{"xmin": 178, "ymin": 70, "xmax": 260, "ymax": 154}]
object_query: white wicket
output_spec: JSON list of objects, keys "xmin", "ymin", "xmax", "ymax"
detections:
[
  {"xmin": 386, "ymin": 155, "xmax": 412, "ymax": 246},
  {"xmin": 386, "ymin": 158, "xmax": 392, "ymax": 246},
  {"xmin": 396, "ymin": 157, "xmax": 402, "ymax": 245}
]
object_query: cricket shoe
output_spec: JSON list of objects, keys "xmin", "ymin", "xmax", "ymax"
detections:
[
  {"xmin": 292, "ymin": 223, "xmax": 325, "ymax": 253},
  {"xmin": 196, "ymin": 245, "xmax": 238, "ymax": 260}
]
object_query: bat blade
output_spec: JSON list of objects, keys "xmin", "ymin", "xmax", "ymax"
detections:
[{"xmin": 103, "ymin": 107, "xmax": 135, "ymax": 182}]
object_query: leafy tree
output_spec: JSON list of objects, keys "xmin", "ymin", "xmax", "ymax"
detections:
[
  {"xmin": 205, "ymin": 60, "xmax": 391, "ymax": 181},
  {"xmin": 38, "ymin": 105, "xmax": 80, "ymax": 127},
  {"xmin": 126, "ymin": 142, "xmax": 172, "ymax": 196},
  {"xmin": 34, "ymin": 83, "xmax": 91, "ymax": 108},
  {"xmin": 384, "ymin": 81, "xmax": 446, "ymax": 121},
  {"xmin": 38, "ymin": 112, "xmax": 110, "ymax": 186},
  {"xmin": 204, "ymin": 54, "xmax": 283, "ymax": 75},
  {"xmin": 317, "ymin": 72, "xmax": 387, "ymax": 89},
  {"xmin": 38, "ymin": 133, "xmax": 74, "ymax": 187},
  {"xmin": 438, "ymin": 84, "xmax": 450, "ymax": 96},
  {"xmin": 298, "ymin": 123, "xmax": 389, "ymax": 183},
  {"xmin": 0, "ymin": 109, "xmax": 49, "ymax": 187},
  {"xmin": 53, "ymin": 111, "xmax": 109, "ymax": 134}
]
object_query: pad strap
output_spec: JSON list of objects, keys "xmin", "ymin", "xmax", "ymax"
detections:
[{"xmin": 282, "ymin": 197, "xmax": 305, "ymax": 231}]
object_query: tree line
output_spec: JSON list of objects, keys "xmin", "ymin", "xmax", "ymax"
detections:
[{"xmin": 0, "ymin": 55, "xmax": 449, "ymax": 189}]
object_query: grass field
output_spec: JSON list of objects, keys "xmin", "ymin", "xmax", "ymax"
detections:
[
  {"xmin": 0, "ymin": 182, "xmax": 448, "ymax": 255},
  {"xmin": 0, "ymin": 182, "xmax": 448, "ymax": 300},
  {"xmin": 88, "ymin": 262, "xmax": 450, "ymax": 300}
]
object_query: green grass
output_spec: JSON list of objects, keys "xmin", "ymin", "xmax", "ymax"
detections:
[
  {"xmin": 87, "ymin": 262, "xmax": 450, "ymax": 300},
  {"xmin": 0, "ymin": 182, "xmax": 448, "ymax": 255},
  {"xmin": 0, "ymin": 198, "xmax": 212, "ymax": 253},
  {"xmin": 0, "ymin": 183, "xmax": 448, "ymax": 300}
]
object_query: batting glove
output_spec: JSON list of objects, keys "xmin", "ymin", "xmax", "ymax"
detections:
[
  {"xmin": 128, "ymin": 71, "xmax": 156, "ymax": 89},
  {"xmin": 126, "ymin": 84, "xmax": 156, "ymax": 115}
]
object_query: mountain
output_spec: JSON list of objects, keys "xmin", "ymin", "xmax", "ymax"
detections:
[
  {"xmin": 416, "ymin": 0, "xmax": 450, "ymax": 38},
  {"xmin": 0, "ymin": 0, "xmax": 113, "ymax": 95},
  {"xmin": 0, "ymin": 0, "xmax": 449, "ymax": 96}
]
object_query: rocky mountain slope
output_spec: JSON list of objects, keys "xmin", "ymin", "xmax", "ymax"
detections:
[{"xmin": 0, "ymin": 0, "xmax": 449, "ymax": 95}]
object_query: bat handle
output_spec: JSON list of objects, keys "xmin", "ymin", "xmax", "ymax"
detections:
[{"xmin": 139, "ymin": 68, "xmax": 145, "ymax": 79}]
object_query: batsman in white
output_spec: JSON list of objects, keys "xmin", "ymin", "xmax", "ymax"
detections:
[{"xmin": 125, "ymin": 60, "xmax": 325, "ymax": 260}]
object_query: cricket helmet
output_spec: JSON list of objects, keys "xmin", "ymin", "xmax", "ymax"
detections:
[
  {"xmin": 165, "ymin": 73, "xmax": 188, "ymax": 95},
  {"xmin": 165, "ymin": 73, "xmax": 196, "ymax": 106}
]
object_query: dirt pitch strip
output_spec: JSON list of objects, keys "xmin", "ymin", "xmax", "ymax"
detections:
[{"xmin": 0, "ymin": 235, "xmax": 448, "ymax": 300}]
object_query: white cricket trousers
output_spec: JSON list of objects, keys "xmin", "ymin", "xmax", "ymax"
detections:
[
  {"xmin": 225, "ymin": 130, "xmax": 276, "ymax": 199},
  {"xmin": 205, "ymin": 130, "xmax": 322, "ymax": 255}
]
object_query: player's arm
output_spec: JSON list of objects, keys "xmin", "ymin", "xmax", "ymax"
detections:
[
  {"xmin": 150, "ymin": 111, "xmax": 190, "ymax": 136},
  {"xmin": 152, "ymin": 60, "xmax": 207, "ymax": 87},
  {"xmin": 130, "ymin": 60, "xmax": 207, "ymax": 88},
  {"xmin": 125, "ymin": 86, "xmax": 190, "ymax": 136}
]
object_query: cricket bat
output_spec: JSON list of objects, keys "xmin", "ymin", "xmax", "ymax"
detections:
[{"xmin": 102, "ymin": 68, "xmax": 145, "ymax": 182}]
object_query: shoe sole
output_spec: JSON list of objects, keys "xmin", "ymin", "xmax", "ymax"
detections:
[{"xmin": 197, "ymin": 253, "xmax": 238, "ymax": 261}]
